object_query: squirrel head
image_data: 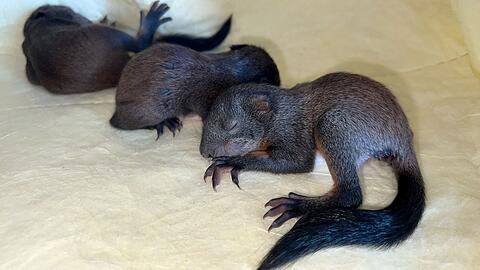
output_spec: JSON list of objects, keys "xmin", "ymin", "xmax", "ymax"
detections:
[
  {"xmin": 200, "ymin": 84, "xmax": 277, "ymax": 159},
  {"xmin": 24, "ymin": 5, "xmax": 90, "ymax": 36},
  {"xmin": 228, "ymin": 45, "xmax": 281, "ymax": 87}
]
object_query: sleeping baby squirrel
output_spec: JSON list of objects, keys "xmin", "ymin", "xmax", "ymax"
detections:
[
  {"xmin": 110, "ymin": 44, "xmax": 280, "ymax": 139},
  {"xmin": 200, "ymin": 72, "xmax": 425, "ymax": 270},
  {"xmin": 22, "ymin": 1, "xmax": 231, "ymax": 94}
]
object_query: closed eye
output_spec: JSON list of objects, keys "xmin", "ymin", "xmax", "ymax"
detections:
[
  {"xmin": 224, "ymin": 120, "xmax": 238, "ymax": 131},
  {"xmin": 33, "ymin": 11, "xmax": 47, "ymax": 19}
]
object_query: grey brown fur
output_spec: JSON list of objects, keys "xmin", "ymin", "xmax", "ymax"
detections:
[
  {"xmin": 200, "ymin": 72, "xmax": 425, "ymax": 270},
  {"xmin": 110, "ymin": 44, "xmax": 280, "ymax": 137},
  {"xmin": 22, "ymin": 2, "xmax": 172, "ymax": 94}
]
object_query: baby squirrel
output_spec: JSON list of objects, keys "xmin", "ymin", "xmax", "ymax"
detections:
[
  {"xmin": 110, "ymin": 44, "xmax": 280, "ymax": 139},
  {"xmin": 200, "ymin": 72, "xmax": 425, "ymax": 270},
  {"xmin": 22, "ymin": 2, "xmax": 171, "ymax": 94},
  {"xmin": 22, "ymin": 2, "xmax": 231, "ymax": 94}
]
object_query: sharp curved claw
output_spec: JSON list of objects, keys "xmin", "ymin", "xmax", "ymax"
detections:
[
  {"xmin": 288, "ymin": 192, "xmax": 309, "ymax": 199},
  {"xmin": 203, "ymin": 159, "xmax": 241, "ymax": 191},
  {"xmin": 203, "ymin": 162, "xmax": 216, "ymax": 182},
  {"xmin": 154, "ymin": 123, "xmax": 164, "ymax": 141},
  {"xmin": 212, "ymin": 166, "xmax": 222, "ymax": 191},
  {"xmin": 264, "ymin": 197, "xmax": 297, "ymax": 208},
  {"xmin": 231, "ymin": 169, "xmax": 241, "ymax": 189},
  {"xmin": 172, "ymin": 118, "xmax": 183, "ymax": 130},
  {"xmin": 164, "ymin": 121, "xmax": 174, "ymax": 136},
  {"xmin": 264, "ymin": 194, "xmax": 315, "ymax": 231},
  {"xmin": 163, "ymin": 118, "xmax": 182, "ymax": 136},
  {"xmin": 267, "ymin": 211, "xmax": 302, "ymax": 232},
  {"xmin": 263, "ymin": 204, "xmax": 295, "ymax": 219}
]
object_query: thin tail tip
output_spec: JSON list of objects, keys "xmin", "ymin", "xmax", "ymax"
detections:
[
  {"xmin": 214, "ymin": 14, "xmax": 232, "ymax": 39},
  {"xmin": 225, "ymin": 14, "xmax": 233, "ymax": 26},
  {"xmin": 157, "ymin": 14, "xmax": 232, "ymax": 51}
]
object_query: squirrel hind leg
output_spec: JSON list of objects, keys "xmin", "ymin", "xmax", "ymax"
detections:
[{"xmin": 263, "ymin": 152, "xmax": 363, "ymax": 232}]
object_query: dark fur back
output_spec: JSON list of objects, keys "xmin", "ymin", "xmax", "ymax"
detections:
[
  {"xmin": 22, "ymin": 5, "xmax": 133, "ymax": 93},
  {"xmin": 111, "ymin": 43, "xmax": 280, "ymax": 130}
]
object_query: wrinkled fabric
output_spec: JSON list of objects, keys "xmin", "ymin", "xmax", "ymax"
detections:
[
  {"xmin": 0, "ymin": 0, "xmax": 479, "ymax": 269},
  {"xmin": 452, "ymin": 0, "xmax": 480, "ymax": 76}
]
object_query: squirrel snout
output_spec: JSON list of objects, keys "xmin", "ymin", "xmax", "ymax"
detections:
[
  {"xmin": 200, "ymin": 145, "xmax": 220, "ymax": 159},
  {"xmin": 201, "ymin": 142, "xmax": 241, "ymax": 159},
  {"xmin": 201, "ymin": 151, "xmax": 212, "ymax": 159},
  {"xmin": 110, "ymin": 113, "xmax": 120, "ymax": 128},
  {"xmin": 200, "ymin": 145, "xmax": 212, "ymax": 159}
]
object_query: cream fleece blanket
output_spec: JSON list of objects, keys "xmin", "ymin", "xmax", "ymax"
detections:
[{"xmin": 0, "ymin": 0, "xmax": 479, "ymax": 269}]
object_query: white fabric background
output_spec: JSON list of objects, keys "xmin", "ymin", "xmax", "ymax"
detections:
[
  {"xmin": 1, "ymin": 0, "xmax": 479, "ymax": 269},
  {"xmin": 452, "ymin": 0, "xmax": 480, "ymax": 76}
]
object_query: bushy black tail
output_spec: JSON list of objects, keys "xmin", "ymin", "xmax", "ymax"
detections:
[
  {"xmin": 158, "ymin": 16, "xmax": 232, "ymax": 51},
  {"xmin": 258, "ymin": 152, "xmax": 425, "ymax": 270}
]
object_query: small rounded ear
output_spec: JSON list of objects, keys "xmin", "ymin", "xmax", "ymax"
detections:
[
  {"xmin": 250, "ymin": 94, "xmax": 272, "ymax": 116},
  {"xmin": 32, "ymin": 11, "xmax": 47, "ymax": 19},
  {"xmin": 33, "ymin": 6, "xmax": 50, "ymax": 19}
]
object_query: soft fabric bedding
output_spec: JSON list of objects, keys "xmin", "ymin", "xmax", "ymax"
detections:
[{"xmin": 1, "ymin": 0, "xmax": 479, "ymax": 269}]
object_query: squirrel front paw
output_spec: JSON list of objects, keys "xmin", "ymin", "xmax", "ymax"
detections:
[
  {"xmin": 146, "ymin": 117, "xmax": 182, "ymax": 140},
  {"xmin": 203, "ymin": 157, "xmax": 242, "ymax": 191},
  {"xmin": 140, "ymin": 1, "xmax": 172, "ymax": 32}
]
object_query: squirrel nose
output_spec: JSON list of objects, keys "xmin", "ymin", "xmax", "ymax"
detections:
[
  {"xmin": 201, "ymin": 149, "xmax": 218, "ymax": 159},
  {"xmin": 203, "ymin": 153, "xmax": 214, "ymax": 159},
  {"xmin": 200, "ymin": 141, "xmax": 216, "ymax": 159},
  {"xmin": 110, "ymin": 113, "xmax": 119, "ymax": 128},
  {"xmin": 201, "ymin": 150, "xmax": 212, "ymax": 159}
]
